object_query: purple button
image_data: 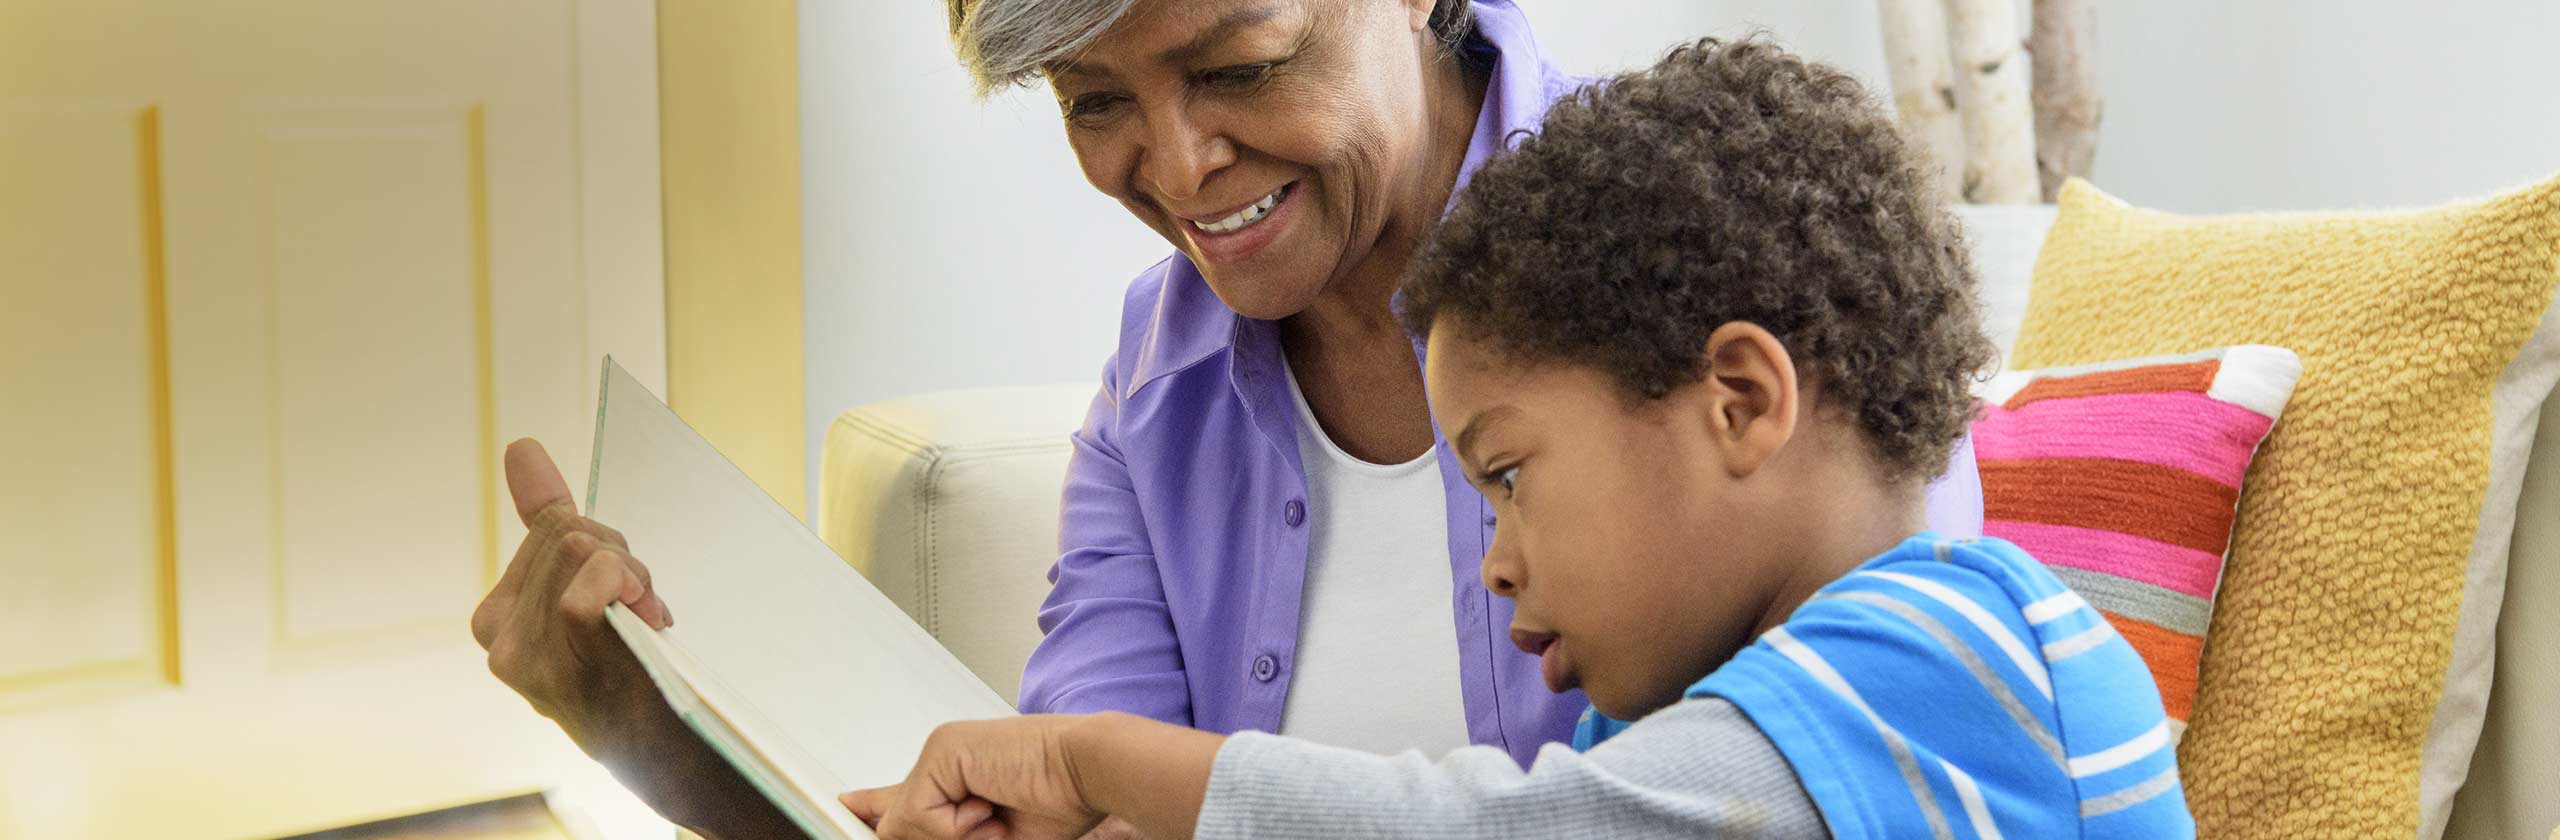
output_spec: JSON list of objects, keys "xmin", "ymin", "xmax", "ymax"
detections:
[
  {"xmin": 1284, "ymin": 499, "xmax": 1306, "ymax": 527},
  {"xmin": 1251, "ymin": 654, "xmax": 1278, "ymax": 682}
]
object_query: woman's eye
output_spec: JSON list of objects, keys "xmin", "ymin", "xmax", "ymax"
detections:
[
  {"xmin": 1496, "ymin": 466, "xmax": 1520, "ymax": 495},
  {"xmin": 1063, "ymin": 93, "xmax": 1126, "ymax": 124},
  {"xmin": 1202, "ymin": 63, "xmax": 1273, "ymax": 89}
]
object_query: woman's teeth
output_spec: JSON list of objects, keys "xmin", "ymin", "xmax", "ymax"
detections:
[{"xmin": 1197, "ymin": 186, "xmax": 1286, "ymax": 234}]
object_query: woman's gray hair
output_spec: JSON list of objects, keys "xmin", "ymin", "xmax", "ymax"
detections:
[{"xmin": 946, "ymin": 0, "xmax": 1476, "ymax": 96}]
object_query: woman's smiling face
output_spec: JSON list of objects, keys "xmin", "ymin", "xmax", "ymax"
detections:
[{"xmin": 1047, "ymin": 0, "xmax": 1451, "ymax": 320}]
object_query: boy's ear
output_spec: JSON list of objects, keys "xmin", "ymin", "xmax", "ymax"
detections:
[{"xmin": 1696, "ymin": 322, "xmax": 1798, "ymax": 479}]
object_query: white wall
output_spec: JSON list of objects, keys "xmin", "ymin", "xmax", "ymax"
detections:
[
  {"xmin": 797, "ymin": 0, "xmax": 1161, "ymax": 506},
  {"xmin": 799, "ymin": 0, "xmax": 2560, "ymax": 508},
  {"xmin": 2095, "ymin": 0, "xmax": 2560, "ymax": 213}
]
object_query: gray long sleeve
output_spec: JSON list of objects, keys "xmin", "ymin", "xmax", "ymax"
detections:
[{"xmin": 1191, "ymin": 696, "xmax": 1828, "ymax": 839}]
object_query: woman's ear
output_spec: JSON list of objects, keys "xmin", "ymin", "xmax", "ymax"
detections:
[
  {"xmin": 1402, "ymin": 0, "xmax": 1436, "ymax": 33},
  {"xmin": 1696, "ymin": 322, "xmax": 1799, "ymax": 479}
]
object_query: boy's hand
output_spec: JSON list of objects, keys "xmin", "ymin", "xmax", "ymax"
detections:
[{"xmin": 842, "ymin": 716, "xmax": 1105, "ymax": 840}]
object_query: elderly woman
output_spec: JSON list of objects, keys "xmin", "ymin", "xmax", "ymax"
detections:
[{"xmin": 474, "ymin": 0, "xmax": 1979, "ymax": 836}]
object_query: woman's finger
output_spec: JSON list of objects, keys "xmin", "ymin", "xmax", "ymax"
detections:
[
  {"xmin": 953, "ymin": 797, "xmax": 998, "ymax": 838},
  {"xmin": 512, "ymin": 531, "xmax": 599, "ymax": 637},
  {"xmin": 617, "ymin": 551, "xmax": 674, "ymax": 629},
  {"xmin": 842, "ymin": 787, "xmax": 890, "ymax": 826},
  {"xmin": 635, "ymin": 588, "xmax": 674, "ymax": 629},
  {"xmin": 478, "ymin": 451, "xmax": 579, "ymax": 648},
  {"xmin": 504, "ymin": 438, "xmax": 577, "ymax": 527},
  {"xmin": 961, "ymin": 811, "xmax": 1009, "ymax": 840},
  {"xmin": 905, "ymin": 766, "xmax": 992, "ymax": 840},
  {"xmin": 557, "ymin": 544, "xmax": 639, "ymax": 626},
  {"xmin": 573, "ymin": 515, "xmax": 629, "ymax": 549}
]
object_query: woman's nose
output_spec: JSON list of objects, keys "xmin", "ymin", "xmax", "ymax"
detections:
[{"xmin": 1137, "ymin": 105, "xmax": 1234, "ymax": 203}]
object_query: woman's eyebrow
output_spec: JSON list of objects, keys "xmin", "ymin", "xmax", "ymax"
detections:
[
  {"xmin": 1050, "ymin": 6, "xmax": 1279, "ymax": 82},
  {"xmin": 1160, "ymin": 5, "xmax": 1281, "ymax": 66},
  {"xmin": 1049, "ymin": 61, "xmax": 1108, "ymax": 84}
]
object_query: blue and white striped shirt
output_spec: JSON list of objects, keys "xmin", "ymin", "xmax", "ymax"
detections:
[{"xmin": 1577, "ymin": 534, "xmax": 2193, "ymax": 839}]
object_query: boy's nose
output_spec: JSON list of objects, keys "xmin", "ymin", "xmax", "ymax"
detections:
[{"xmin": 1481, "ymin": 532, "xmax": 1522, "ymax": 598}]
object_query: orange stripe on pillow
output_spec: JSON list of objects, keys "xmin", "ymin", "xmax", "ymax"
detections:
[
  {"xmin": 1980, "ymin": 458, "xmax": 2241, "ymax": 555},
  {"xmin": 2103, "ymin": 610, "xmax": 2202, "ymax": 722},
  {"xmin": 2002, "ymin": 359, "xmax": 2221, "ymax": 410}
]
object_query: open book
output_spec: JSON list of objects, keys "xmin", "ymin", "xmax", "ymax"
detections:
[{"xmin": 584, "ymin": 357, "xmax": 1016, "ymax": 839}]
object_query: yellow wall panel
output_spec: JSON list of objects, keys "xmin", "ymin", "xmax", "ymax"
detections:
[
  {"xmin": 256, "ymin": 104, "xmax": 492, "ymax": 653},
  {"xmin": 659, "ymin": 0, "xmax": 807, "ymax": 517},
  {"xmin": 0, "ymin": 103, "xmax": 176, "ymax": 699}
]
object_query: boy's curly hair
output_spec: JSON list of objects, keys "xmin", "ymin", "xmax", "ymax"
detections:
[{"xmin": 1402, "ymin": 36, "xmax": 1993, "ymax": 483}]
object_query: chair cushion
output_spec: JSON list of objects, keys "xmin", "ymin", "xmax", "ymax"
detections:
[{"xmin": 818, "ymin": 383, "xmax": 1093, "ymax": 704}]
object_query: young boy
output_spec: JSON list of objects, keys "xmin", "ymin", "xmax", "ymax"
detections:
[{"xmin": 841, "ymin": 38, "xmax": 2192, "ymax": 840}]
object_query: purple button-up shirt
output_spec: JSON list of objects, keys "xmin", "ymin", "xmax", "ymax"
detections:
[{"xmin": 1018, "ymin": 0, "xmax": 1985, "ymax": 768}]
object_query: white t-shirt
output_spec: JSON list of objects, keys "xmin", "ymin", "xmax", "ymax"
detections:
[{"xmin": 1273, "ymin": 369, "xmax": 1473, "ymax": 756}]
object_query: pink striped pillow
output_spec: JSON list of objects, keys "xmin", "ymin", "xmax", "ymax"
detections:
[{"xmin": 1973, "ymin": 345, "xmax": 2302, "ymax": 735}]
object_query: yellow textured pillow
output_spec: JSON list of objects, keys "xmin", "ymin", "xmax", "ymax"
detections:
[{"xmin": 2013, "ymin": 176, "xmax": 2560, "ymax": 839}]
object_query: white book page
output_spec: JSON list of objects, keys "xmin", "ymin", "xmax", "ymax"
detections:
[
  {"xmin": 605, "ymin": 605, "xmax": 867, "ymax": 839},
  {"xmin": 584, "ymin": 357, "xmax": 1017, "ymax": 838}
]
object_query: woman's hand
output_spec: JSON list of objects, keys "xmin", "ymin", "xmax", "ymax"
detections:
[
  {"xmin": 472, "ymin": 440, "xmax": 674, "ymax": 734},
  {"xmin": 472, "ymin": 438, "xmax": 793, "ymax": 838},
  {"xmin": 841, "ymin": 716, "xmax": 1105, "ymax": 840}
]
